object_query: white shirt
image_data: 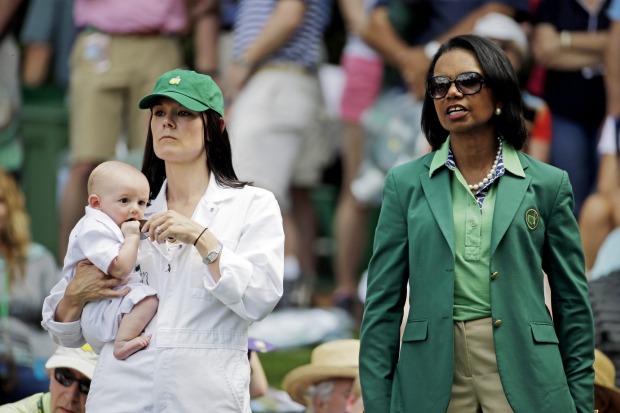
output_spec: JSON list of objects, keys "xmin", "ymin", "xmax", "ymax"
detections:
[
  {"xmin": 60, "ymin": 206, "xmax": 157, "ymax": 352},
  {"xmin": 42, "ymin": 177, "xmax": 284, "ymax": 412}
]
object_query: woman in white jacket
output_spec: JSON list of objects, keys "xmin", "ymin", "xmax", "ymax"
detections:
[{"xmin": 42, "ymin": 69, "xmax": 284, "ymax": 412}]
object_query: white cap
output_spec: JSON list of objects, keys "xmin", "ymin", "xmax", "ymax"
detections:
[
  {"xmin": 473, "ymin": 12, "xmax": 528, "ymax": 60},
  {"xmin": 45, "ymin": 345, "xmax": 98, "ymax": 380}
]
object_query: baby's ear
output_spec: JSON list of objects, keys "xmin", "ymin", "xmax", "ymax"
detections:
[{"xmin": 88, "ymin": 194, "xmax": 100, "ymax": 209}]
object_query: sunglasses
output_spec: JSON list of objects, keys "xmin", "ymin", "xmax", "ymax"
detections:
[
  {"xmin": 54, "ymin": 368, "xmax": 91, "ymax": 395},
  {"xmin": 427, "ymin": 72, "xmax": 485, "ymax": 99}
]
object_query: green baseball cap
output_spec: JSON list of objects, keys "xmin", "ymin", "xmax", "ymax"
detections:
[{"xmin": 138, "ymin": 69, "xmax": 225, "ymax": 117}]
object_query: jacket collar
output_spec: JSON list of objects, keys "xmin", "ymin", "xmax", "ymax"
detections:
[
  {"xmin": 422, "ymin": 140, "xmax": 531, "ymax": 257},
  {"xmin": 427, "ymin": 136, "xmax": 527, "ymax": 178}
]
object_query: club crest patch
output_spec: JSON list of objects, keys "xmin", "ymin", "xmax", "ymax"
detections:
[
  {"xmin": 169, "ymin": 76, "xmax": 181, "ymax": 85},
  {"xmin": 525, "ymin": 208, "xmax": 539, "ymax": 230}
]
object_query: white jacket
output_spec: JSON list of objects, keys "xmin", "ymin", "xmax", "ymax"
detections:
[{"xmin": 42, "ymin": 178, "xmax": 284, "ymax": 412}]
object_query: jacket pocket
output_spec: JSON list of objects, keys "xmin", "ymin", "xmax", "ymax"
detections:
[
  {"xmin": 402, "ymin": 319, "xmax": 428, "ymax": 342},
  {"xmin": 530, "ymin": 322, "xmax": 559, "ymax": 344}
]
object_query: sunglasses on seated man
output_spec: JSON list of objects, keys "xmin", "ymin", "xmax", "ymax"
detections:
[
  {"xmin": 427, "ymin": 72, "xmax": 485, "ymax": 99},
  {"xmin": 54, "ymin": 368, "xmax": 91, "ymax": 395}
]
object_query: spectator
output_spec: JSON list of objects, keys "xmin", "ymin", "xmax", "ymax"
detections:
[
  {"xmin": 19, "ymin": 0, "xmax": 75, "ymax": 89},
  {"xmin": 607, "ymin": 0, "xmax": 620, "ymax": 117},
  {"xmin": 361, "ymin": 0, "xmax": 528, "ymax": 101},
  {"xmin": 579, "ymin": 0, "xmax": 620, "ymax": 271},
  {"xmin": 248, "ymin": 337, "xmax": 275, "ymax": 399},
  {"xmin": 360, "ymin": 35, "xmax": 594, "ymax": 412},
  {"xmin": 0, "ymin": 168, "xmax": 59, "ymax": 404},
  {"xmin": 226, "ymin": 0, "xmax": 332, "ymax": 307},
  {"xmin": 282, "ymin": 339, "xmax": 359, "ymax": 413},
  {"xmin": 344, "ymin": 373, "xmax": 363, "ymax": 413},
  {"xmin": 472, "ymin": 12, "xmax": 553, "ymax": 163},
  {"xmin": 332, "ymin": 0, "xmax": 383, "ymax": 313},
  {"xmin": 594, "ymin": 349, "xmax": 620, "ymax": 412},
  {"xmin": 0, "ymin": 345, "xmax": 98, "ymax": 413},
  {"xmin": 191, "ymin": 0, "xmax": 239, "ymax": 96},
  {"xmin": 57, "ymin": 0, "xmax": 187, "ymax": 260},
  {"xmin": 43, "ymin": 69, "xmax": 284, "ymax": 412},
  {"xmin": 0, "ymin": 0, "xmax": 26, "ymax": 177},
  {"xmin": 580, "ymin": 117, "xmax": 620, "ymax": 272},
  {"xmin": 532, "ymin": 0, "xmax": 612, "ymax": 217}
]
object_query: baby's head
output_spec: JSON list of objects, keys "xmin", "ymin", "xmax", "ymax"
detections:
[{"xmin": 87, "ymin": 161, "xmax": 150, "ymax": 227}]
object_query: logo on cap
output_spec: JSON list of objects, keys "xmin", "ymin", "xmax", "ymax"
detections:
[
  {"xmin": 525, "ymin": 208, "xmax": 539, "ymax": 230},
  {"xmin": 169, "ymin": 76, "xmax": 181, "ymax": 85}
]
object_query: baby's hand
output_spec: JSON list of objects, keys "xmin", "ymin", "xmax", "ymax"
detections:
[{"xmin": 120, "ymin": 220, "xmax": 141, "ymax": 238}]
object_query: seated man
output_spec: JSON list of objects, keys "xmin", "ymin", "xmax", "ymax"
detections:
[
  {"xmin": 282, "ymin": 339, "xmax": 359, "ymax": 413},
  {"xmin": 1, "ymin": 345, "xmax": 98, "ymax": 413},
  {"xmin": 594, "ymin": 349, "xmax": 620, "ymax": 412}
]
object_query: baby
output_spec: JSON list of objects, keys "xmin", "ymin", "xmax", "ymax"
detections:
[{"xmin": 62, "ymin": 161, "xmax": 158, "ymax": 360}]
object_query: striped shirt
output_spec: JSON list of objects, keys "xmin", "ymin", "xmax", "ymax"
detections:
[{"xmin": 233, "ymin": 0, "xmax": 331, "ymax": 70}]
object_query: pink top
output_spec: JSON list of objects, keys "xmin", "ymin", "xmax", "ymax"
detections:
[{"xmin": 75, "ymin": 0, "xmax": 187, "ymax": 34}]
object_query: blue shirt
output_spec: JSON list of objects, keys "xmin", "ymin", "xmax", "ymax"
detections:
[
  {"xmin": 537, "ymin": 0, "xmax": 611, "ymax": 126},
  {"xmin": 373, "ymin": 0, "xmax": 529, "ymax": 45}
]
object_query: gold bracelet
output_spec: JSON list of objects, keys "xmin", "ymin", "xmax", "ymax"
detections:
[{"xmin": 560, "ymin": 31, "xmax": 572, "ymax": 49}]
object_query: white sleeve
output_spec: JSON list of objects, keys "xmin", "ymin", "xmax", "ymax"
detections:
[
  {"xmin": 41, "ymin": 277, "xmax": 87, "ymax": 348},
  {"xmin": 204, "ymin": 192, "xmax": 284, "ymax": 322}
]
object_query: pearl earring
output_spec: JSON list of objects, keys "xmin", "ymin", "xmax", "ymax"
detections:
[{"xmin": 495, "ymin": 108, "xmax": 502, "ymax": 116}]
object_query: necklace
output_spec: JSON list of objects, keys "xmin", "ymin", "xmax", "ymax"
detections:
[{"xmin": 468, "ymin": 138, "xmax": 502, "ymax": 191}]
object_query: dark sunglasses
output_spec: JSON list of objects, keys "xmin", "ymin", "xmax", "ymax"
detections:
[
  {"xmin": 54, "ymin": 368, "xmax": 91, "ymax": 395},
  {"xmin": 427, "ymin": 72, "xmax": 485, "ymax": 99}
]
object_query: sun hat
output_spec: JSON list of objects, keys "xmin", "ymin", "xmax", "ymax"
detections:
[
  {"xmin": 138, "ymin": 69, "xmax": 225, "ymax": 117},
  {"xmin": 472, "ymin": 12, "xmax": 529, "ymax": 61},
  {"xmin": 45, "ymin": 344, "xmax": 99, "ymax": 380},
  {"xmin": 282, "ymin": 339, "xmax": 359, "ymax": 405},
  {"xmin": 595, "ymin": 349, "xmax": 620, "ymax": 392}
]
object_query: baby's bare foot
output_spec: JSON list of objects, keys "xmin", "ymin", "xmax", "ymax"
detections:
[{"xmin": 113, "ymin": 335, "xmax": 152, "ymax": 360}]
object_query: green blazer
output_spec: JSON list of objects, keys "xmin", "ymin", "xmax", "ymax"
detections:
[{"xmin": 359, "ymin": 150, "xmax": 595, "ymax": 413}]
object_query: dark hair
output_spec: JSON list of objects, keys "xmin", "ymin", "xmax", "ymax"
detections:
[
  {"xmin": 421, "ymin": 34, "xmax": 528, "ymax": 151},
  {"xmin": 141, "ymin": 109, "xmax": 250, "ymax": 200}
]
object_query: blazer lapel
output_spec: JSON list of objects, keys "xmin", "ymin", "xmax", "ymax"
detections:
[
  {"xmin": 420, "ymin": 166, "xmax": 455, "ymax": 256},
  {"xmin": 491, "ymin": 163, "xmax": 532, "ymax": 256}
]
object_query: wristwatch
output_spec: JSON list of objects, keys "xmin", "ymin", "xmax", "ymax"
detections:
[{"xmin": 203, "ymin": 241, "xmax": 223, "ymax": 265}]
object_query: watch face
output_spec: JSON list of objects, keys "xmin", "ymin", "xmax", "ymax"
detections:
[
  {"xmin": 206, "ymin": 251, "xmax": 218, "ymax": 262},
  {"xmin": 205, "ymin": 242, "xmax": 223, "ymax": 264}
]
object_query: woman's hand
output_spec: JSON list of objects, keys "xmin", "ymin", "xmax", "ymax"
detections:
[
  {"xmin": 55, "ymin": 260, "xmax": 130, "ymax": 322},
  {"xmin": 142, "ymin": 210, "xmax": 205, "ymax": 246}
]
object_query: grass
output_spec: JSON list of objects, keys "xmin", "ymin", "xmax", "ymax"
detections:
[{"xmin": 260, "ymin": 346, "xmax": 314, "ymax": 390}]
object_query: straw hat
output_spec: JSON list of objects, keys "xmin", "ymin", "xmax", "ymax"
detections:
[
  {"xmin": 594, "ymin": 349, "xmax": 619, "ymax": 392},
  {"xmin": 282, "ymin": 339, "xmax": 359, "ymax": 405}
]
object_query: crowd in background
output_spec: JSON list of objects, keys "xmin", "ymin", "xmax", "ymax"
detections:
[{"xmin": 1, "ymin": 0, "xmax": 620, "ymax": 411}]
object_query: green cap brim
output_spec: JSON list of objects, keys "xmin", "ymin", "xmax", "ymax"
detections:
[{"xmin": 139, "ymin": 91, "xmax": 211, "ymax": 112}]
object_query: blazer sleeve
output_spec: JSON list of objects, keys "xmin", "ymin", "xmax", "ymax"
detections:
[
  {"xmin": 542, "ymin": 171, "xmax": 595, "ymax": 413},
  {"xmin": 360, "ymin": 169, "xmax": 410, "ymax": 412}
]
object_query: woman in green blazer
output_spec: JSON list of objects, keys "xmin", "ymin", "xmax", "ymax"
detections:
[{"xmin": 359, "ymin": 35, "xmax": 595, "ymax": 413}]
